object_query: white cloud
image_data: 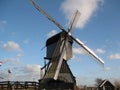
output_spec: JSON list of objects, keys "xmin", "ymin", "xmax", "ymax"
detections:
[
  {"xmin": 73, "ymin": 47, "xmax": 88, "ymax": 55},
  {"xmin": 23, "ymin": 39, "xmax": 29, "ymax": 44},
  {"xmin": 108, "ymin": 53, "xmax": 120, "ymax": 60},
  {"xmin": 15, "ymin": 64, "xmax": 42, "ymax": 81},
  {"xmin": 1, "ymin": 57, "xmax": 43, "ymax": 81},
  {"xmin": 16, "ymin": 53, "xmax": 23, "ymax": 57},
  {"xmin": 2, "ymin": 57, "xmax": 23, "ymax": 65},
  {"xmin": 2, "ymin": 41, "xmax": 22, "ymax": 52},
  {"xmin": 95, "ymin": 48, "xmax": 105, "ymax": 54},
  {"xmin": 0, "ymin": 20, "xmax": 7, "ymax": 31},
  {"xmin": 16, "ymin": 64, "xmax": 41, "ymax": 81},
  {"xmin": 47, "ymin": 30, "xmax": 57, "ymax": 37},
  {"xmin": 104, "ymin": 67, "xmax": 111, "ymax": 71},
  {"xmin": 61, "ymin": 0, "xmax": 104, "ymax": 28},
  {"xmin": 22, "ymin": 64, "xmax": 41, "ymax": 73}
]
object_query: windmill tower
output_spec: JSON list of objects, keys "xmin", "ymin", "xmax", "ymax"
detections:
[{"xmin": 29, "ymin": 0, "xmax": 104, "ymax": 90}]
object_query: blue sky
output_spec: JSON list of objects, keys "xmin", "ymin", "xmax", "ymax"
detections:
[{"xmin": 0, "ymin": 0, "xmax": 120, "ymax": 86}]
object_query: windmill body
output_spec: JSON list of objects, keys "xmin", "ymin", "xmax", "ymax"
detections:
[
  {"xmin": 39, "ymin": 32, "xmax": 76, "ymax": 89},
  {"xmin": 29, "ymin": 0, "xmax": 104, "ymax": 89}
]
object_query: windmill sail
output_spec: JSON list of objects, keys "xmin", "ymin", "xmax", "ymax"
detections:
[
  {"xmin": 54, "ymin": 40, "xmax": 66, "ymax": 80},
  {"xmin": 68, "ymin": 10, "xmax": 80, "ymax": 32},
  {"xmin": 29, "ymin": 0, "xmax": 65, "ymax": 32},
  {"xmin": 75, "ymin": 38, "xmax": 104, "ymax": 65}
]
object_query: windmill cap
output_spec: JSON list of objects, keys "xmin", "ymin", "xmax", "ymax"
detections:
[{"xmin": 46, "ymin": 32, "xmax": 73, "ymax": 46}]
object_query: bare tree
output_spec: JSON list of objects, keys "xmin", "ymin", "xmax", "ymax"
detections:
[
  {"xmin": 95, "ymin": 78, "xmax": 103, "ymax": 86},
  {"xmin": 114, "ymin": 79, "xmax": 120, "ymax": 90}
]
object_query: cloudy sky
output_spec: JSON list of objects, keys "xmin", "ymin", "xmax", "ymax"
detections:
[{"xmin": 0, "ymin": 0, "xmax": 120, "ymax": 86}]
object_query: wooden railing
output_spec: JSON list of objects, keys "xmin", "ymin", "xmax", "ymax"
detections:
[{"xmin": 0, "ymin": 81, "xmax": 39, "ymax": 90}]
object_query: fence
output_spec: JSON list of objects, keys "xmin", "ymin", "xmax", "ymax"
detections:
[{"xmin": 0, "ymin": 81, "xmax": 39, "ymax": 90}]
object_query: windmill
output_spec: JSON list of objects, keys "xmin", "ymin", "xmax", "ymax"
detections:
[{"xmin": 29, "ymin": 0, "xmax": 104, "ymax": 89}]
